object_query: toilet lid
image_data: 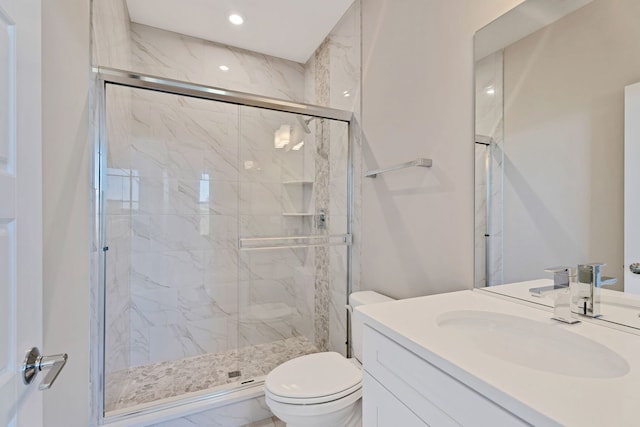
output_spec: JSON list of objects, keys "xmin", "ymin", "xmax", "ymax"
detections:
[{"xmin": 265, "ymin": 352, "xmax": 362, "ymax": 402}]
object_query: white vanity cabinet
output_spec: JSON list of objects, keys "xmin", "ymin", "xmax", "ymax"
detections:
[
  {"xmin": 363, "ymin": 372, "xmax": 428, "ymax": 426},
  {"xmin": 362, "ymin": 325, "xmax": 529, "ymax": 427},
  {"xmin": 357, "ymin": 290, "xmax": 640, "ymax": 427}
]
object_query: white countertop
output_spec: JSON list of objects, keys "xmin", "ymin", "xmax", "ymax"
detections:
[{"xmin": 356, "ymin": 289, "xmax": 640, "ymax": 427}]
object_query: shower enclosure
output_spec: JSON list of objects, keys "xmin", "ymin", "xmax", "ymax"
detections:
[{"xmin": 95, "ymin": 69, "xmax": 353, "ymax": 419}]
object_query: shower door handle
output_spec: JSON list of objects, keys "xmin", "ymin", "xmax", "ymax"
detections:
[
  {"xmin": 22, "ymin": 347, "xmax": 68, "ymax": 390},
  {"xmin": 630, "ymin": 263, "xmax": 640, "ymax": 274}
]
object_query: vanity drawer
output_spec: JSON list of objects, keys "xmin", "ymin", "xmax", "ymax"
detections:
[{"xmin": 363, "ymin": 326, "xmax": 530, "ymax": 427}]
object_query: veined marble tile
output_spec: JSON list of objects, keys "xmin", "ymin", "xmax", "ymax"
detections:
[
  {"xmin": 328, "ymin": 1, "xmax": 362, "ymax": 113},
  {"xmin": 179, "ymin": 286, "xmax": 232, "ymax": 321},
  {"xmin": 105, "ymin": 85, "xmax": 133, "ymax": 172},
  {"xmin": 131, "ymin": 288, "xmax": 181, "ymax": 328},
  {"xmin": 130, "ymin": 23, "xmax": 210, "ymax": 84},
  {"xmin": 203, "ymin": 281, "xmax": 239, "ymax": 316},
  {"xmin": 129, "ymin": 23, "xmax": 305, "ymax": 103},
  {"xmin": 239, "ymin": 181, "xmax": 283, "ymax": 216},
  {"xmin": 92, "ymin": 0, "xmax": 132, "ymax": 70},
  {"xmin": 203, "ymin": 248, "xmax": 240, "ymax": 285},
  {"xmin": 239, "ymin": 249, "xmax": 304, "ymax": 282},
  {"xmin": 105, "ymin": 300, "xmax": 131, "ymax": 374},
  {"xmin": 239, "ymin": 215, "xmax": 286, "ymax": 238},
  {"xmin": 130, "ymin": 250, "xmax": 205, "ymax": 291},
  {"xmin": 240, "ymin": 279, "xmax": 296, "ymax": 308},
  {"xmin": 131, "ymin": 214, "xmax": 236, "ymax": 253}
]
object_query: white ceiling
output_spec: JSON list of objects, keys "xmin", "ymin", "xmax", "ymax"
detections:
[{"xmin": 125, "ymin": 0, "xmax": 354, "ymax": 63}]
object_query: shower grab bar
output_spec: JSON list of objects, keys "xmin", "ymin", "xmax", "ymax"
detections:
[
  {"xmin": 365, "ymin": 158, "xmax": 432, "ymax": 178},
  {"xmin": 239, "ymin": 234, "xmax": 352, "ymax": 251}
]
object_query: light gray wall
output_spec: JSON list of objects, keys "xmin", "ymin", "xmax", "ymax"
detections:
[
  {"xmin": 42, "ymin": 0, "xmax": 91, "ymax": 426},
  {"xmin": 502, "ymin": 0, "xmax": 640, "ymax": 286},
  {"xmin": 361, "ymin": 0, "xmax": 523, "ymax": 299}
]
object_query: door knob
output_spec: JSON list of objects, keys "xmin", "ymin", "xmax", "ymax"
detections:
[
  {"xmin": 21, "ymin": 347, "xmax": 68, "ymax": 390},
  {"xmin": 630, "ymin": 263, "xmax": 640, "ymax": 274}
]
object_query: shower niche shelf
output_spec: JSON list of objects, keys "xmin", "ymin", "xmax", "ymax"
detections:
[{"xmin": 282, "ymin": 178, "xmax": 314, "ymax": 219}]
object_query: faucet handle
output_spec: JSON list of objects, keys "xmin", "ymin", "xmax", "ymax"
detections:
[
  {"xmin": 577, "ymin": 263, "xmax": 614, "ymax": 288},
  {"xmin": 544, "ymin": 266, "xmax": 575, "ymax": 288},
  {"xmin": 544, "ymin": 266, "xmax": 574, "ymax": 274}
]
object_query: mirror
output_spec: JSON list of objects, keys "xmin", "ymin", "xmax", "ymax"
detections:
[{"xmin": 474, "ymin": 0, "xmax": 640, "ymax": 328}]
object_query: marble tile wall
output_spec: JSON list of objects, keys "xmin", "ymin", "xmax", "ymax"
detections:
[
  {"xmin": 93, "ymin": 1, "xmax": 305, "ymax": 102},
  {"xmin": 474, "ymin": 51, "xmax": 504, "ymax": 287}
]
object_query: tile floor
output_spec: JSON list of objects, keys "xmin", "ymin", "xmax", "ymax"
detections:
[{"xmin": 105, "ymin": 336, "xmax": 317, "ymax": 414}]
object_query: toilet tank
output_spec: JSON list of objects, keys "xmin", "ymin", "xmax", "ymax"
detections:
[{"xmin": 349, "ymin": 291, "xmax": 394, "ymax": 362}]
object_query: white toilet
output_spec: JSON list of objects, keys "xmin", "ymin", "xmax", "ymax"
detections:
[{"xmin": 264, "ymin": 291, "xmax": 394, "ymax": 427}]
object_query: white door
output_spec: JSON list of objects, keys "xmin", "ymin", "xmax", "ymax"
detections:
[
  {"xmin": 625, "ymin": 82, "xmax": 640, "ymax": 294},
  {"xmin": 0, "ymin": 0, "xmax": 45, "ymax": 426}
]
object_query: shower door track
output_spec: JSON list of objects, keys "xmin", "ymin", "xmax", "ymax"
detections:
[
  {"xmin": 94, "ymin": 66, "xmax": 353, "ymax": 121},
  {"xmin": 92, "ymin": 67, "xmax": 356, "ymax": 425}
]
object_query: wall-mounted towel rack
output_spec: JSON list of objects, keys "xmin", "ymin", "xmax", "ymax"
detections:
[{"xmin": 365, "ymin": 158, "xmax": 432, "ymax": 178}]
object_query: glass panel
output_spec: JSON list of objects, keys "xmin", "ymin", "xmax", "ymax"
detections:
[
  {"xmin": 237, "ymin": 106, "xmax": 349, "ymax": 380},
  {"xmin": 103, "ymin": 84, "xmax": 241, "ymax": 415}
]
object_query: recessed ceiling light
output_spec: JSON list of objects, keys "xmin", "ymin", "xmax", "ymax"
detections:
[
  {"xmin": 219, "ymin": 65, "xmax": 229, "ymax": 71},
  {"xmin": 228, "ymin": 13, "xmax": 244, "ymax": 25}
]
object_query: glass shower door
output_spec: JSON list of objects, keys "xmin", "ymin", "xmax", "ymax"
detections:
[
  {"xmin": 100, "ymin": 80, "xmax": 352, "ymax": 418},
  {"xmin": 102, "ymin": 84, "xmax": 241, "ymax": 415},
  {"xmin": 236, "ymin": 106, "xmax": 350, "ymax": 380}
]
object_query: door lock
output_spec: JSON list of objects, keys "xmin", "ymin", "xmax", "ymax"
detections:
[{"xmin": 22, "ymin": 347, "xmax": 68, "ymax": 390}]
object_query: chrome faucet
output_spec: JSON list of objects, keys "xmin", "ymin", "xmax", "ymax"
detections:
[
  {"xmin": 573, "ymin": 263, "xmax": 617, "ymax": 318},
  {"xmin": 530, "ymin": 266, "xmax": 572, "ymax": 296},
  {"xmin": 540, "ymin": 267, "xmax": 579, "ymax": 324}
]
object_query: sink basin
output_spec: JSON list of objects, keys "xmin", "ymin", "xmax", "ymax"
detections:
[{"xmin": 437, "ymin": 310, "xmax": 630, "ymax": 378}]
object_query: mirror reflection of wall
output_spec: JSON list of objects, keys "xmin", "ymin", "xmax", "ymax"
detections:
[{"xmin": 476, "ymin": 0, "xmax": 640, "ymax": 291}]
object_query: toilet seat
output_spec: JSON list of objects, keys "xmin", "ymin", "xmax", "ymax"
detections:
[{"xmin": 265, "ymin": 352, "xmax": 362, "ymax": 405}]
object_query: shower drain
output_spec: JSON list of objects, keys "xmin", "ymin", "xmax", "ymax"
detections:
[{"xmin": 228, "ymin": 370, "xmax": 241, "ymax": 378}]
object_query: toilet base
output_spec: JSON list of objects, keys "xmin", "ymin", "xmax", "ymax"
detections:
[
  {"xmin": 265, "ymin": 391, "xmax": 362, "ymax": 427},
  {"xmin": 279, "ymin": 400, "xmax": 361, "ymax": 427}
]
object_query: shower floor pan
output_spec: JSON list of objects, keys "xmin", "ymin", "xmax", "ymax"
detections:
[{"xmin": 104, "ymin": 336, "xmax": 318, "ymax": 416}]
